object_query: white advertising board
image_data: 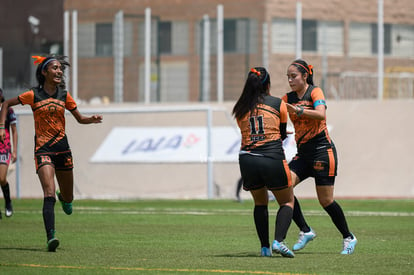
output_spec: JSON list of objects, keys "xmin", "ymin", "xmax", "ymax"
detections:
[{"xmin": 90, "ymin": 127, "xmax": 297, "ymax": 163}]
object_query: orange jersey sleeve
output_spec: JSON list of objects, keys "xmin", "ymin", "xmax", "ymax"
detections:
[
  {"xmin": 18, "ymin": 90, "xmax": 35, "ymax": 106},
  {"xmin": 280, "ymin": 100, "xmax": 288, "ymax": 124},
  {"xmin": 65, "ymin": 92, "xmax": 77, "ymax": 111}
]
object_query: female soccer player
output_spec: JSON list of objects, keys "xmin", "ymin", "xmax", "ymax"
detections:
[
  {"xmin": 0, "ymin": 88, "xmax": 18, "ymax": 219},
  {"xmin": 282, "ymin": 59, "xmax": 357, "ymax": 254},
  {"xmin": 233, "ymin": 67, "xmax": 295, "ymax": 257},
  {"xmin": 0, "ymin": 55, "xmax": 102, "ymax": 252}
]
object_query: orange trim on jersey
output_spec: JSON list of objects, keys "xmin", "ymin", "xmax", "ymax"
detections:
[
  {"xmin": 324, "ymin": 128, "xmax": 331, "ymax": 144},
  {"xmin": 279, "ymin": 100, "xmax": 288, "ymax": 124},
  {"xmin": 283, "ymin": 160, "xmax": 293, "ymax": 187},
  {"xmin": 32, "ymin": 98, "xmax": 66, "ymax": 111},
  {"xmin": 327, "ymin": 148, "xmax": 336, "ymax": 177}
]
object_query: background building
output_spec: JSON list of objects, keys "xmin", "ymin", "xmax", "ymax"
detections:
[
  {"xmin": 0, "ymin": 0, "xmax": 64, "ymax": 96},
  {"xmin": 1, "ymin": 0, "xmax": 413, "ymax": 102},
  {"xmin": 63, "ymin": 0, "xmax": 414, "ymax": 102}
]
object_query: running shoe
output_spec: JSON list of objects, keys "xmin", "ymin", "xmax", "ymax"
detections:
[
  {"xmin": 47, "ymin": 238, "xmax": 60, "ymax": 252},
  {"xmin": 271, "ymin": 239, "xmax": 280, "ymax": 253},
  {"xmin": 292, "ymin": 228, "xmax": 316, "ymax": 251},
  {"xmin": 272, "ymin": 240, "xmax": 295, "ymax": 258},
  {"xmin": 260, "ymin": 247, "xmax": 272, "ymax": 257},
  {"xmin": 5, "ymin": 202, "xmax": 13, "ymax": 217},
  {"xmin": 56, "ymin": 190, "xmax": 72, "ymax": 215},
  {"xmin": 341, "ymin": 233, "xmax": 357, "ymax": 255}
]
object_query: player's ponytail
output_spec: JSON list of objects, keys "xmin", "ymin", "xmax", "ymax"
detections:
[{"xmin": 233, "ymin": 67, "xmax": 271, "ymax": 120}]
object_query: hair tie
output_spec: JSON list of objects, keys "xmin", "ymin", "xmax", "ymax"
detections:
[
  {"xmin": 32, "ymin": 56, "xmax": 57, "ymax": 71},
  {"xmin": 308, "ymin": 65, "xmax": 313, "ymax": 75},
  {"xmin": 261, "ymin": 71, "xmax": 268, "ymax": 84},
  {"xmin": 32, "ymin": 55, "xmax": 46, "ymax": 65},
  {"xmin": 250, "ymin": 68, "xmax": 261, "ymax": 76},
  {"xmin": 292, "ymin": 62, "xmax": 312, "ymax": 75}
]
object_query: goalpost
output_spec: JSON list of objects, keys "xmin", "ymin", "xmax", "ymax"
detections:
[{"xmin": 14, "ymin": 104, "xmax": 240, "ymax": 199}]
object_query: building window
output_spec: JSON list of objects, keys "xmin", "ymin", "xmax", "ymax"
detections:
[
  {"xmin": 272, "ymin": 18, "xmax": 295, "ymax": 53},
  {"xmin": 392, "ymin": 24, "xmax": 414, "ymax": 57},
  {"xmin": 158, "ymin": 21, "xmax": 172, "ymax": 54},
  {"xmin": 302, "ymin": 19, "xmax": 317, "ymax": 52},
  {"xmin": 96, "ymin": 23, "xmax": 113, "ymax": 56},
  {"xmin": 317, "ymin": 21, "xmax": 344, "ymax": 55},
  {"xmin": 224, "ymin": 20, "xmax": 237, "ymax": 52},
  {"xmin": 349, "ymin": 22, "xmax": 371, "ymax": 56},
  {"xmin": 196, "ymin": 18, "xmax": 256, "ymax": 54},
  {"xmin": 272, "ymin": 18, "xmax": 343, "ymax": 55},
  {"xmin": 371, "ymin": 23, "xmax": 391, "ymax": 55},
  {"xmin": 138, "ymin": 20, "xmax": 188, "ymax": 56},
  {"xmin": 349, "ymin": 22, "xmax": 396, "ymax": 56}
]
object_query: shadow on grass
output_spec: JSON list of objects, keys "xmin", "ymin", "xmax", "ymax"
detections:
[
  {"xmin": 214, "ymin": 251, "xmax": 263, "ymax": 258},
  {"xmin": 214, "ymin": 251, "xmax": 331, "ymax": 258},
  {"xmin": 0, "ymin": 247, "xmax": 45, "ymax": 252}
]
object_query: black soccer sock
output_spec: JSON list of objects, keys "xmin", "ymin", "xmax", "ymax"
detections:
[
  {"xmin": 236, "ymin": 178, "xmax": 243, "ymax": 199},
  {"xmin": 293, "ymin": 196, "xmax": 311, "ymax": 232},
  {"xmin": 1, "ymin": 183, "xmax": 11, "ymax": 205},
  {"xmin": 254, "ymin": 205, "xmax": 269, "ymax": 248},
  {"xmin": 274, "ymin": 205, "xmax": 293, "ymax": 242},
  {"xmin": 324, "ymin": 200, "xmax": 352, "ymax": 239},
  {"xmin": 43, "ymin": 197, "xmax": 56, "ymax": 241}
]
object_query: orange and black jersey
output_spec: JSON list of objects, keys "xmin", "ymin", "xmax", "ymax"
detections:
[
  {"xmin": 282, "ymin": 85, "xmax": 332, "ymax": 149},
  {"xmin": 237, "ymin": 95, "xmax": 287, "ymax": 159},
  {"xmin": 18, "ymin": 87, "xmax": 77, "ymax": 154}
]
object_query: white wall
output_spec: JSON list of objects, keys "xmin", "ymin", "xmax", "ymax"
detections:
[{"xmin": 9, "ymin": 99, "xmax": 414, "ymax": 200}]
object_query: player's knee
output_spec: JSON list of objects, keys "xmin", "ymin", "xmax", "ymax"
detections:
[{"xmin": 318, "ymin": 198, "xmax": 333, "ymax": 208}]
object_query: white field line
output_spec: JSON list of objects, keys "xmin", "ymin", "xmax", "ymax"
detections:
[
  {"xmin": 47, "ymin": 207, "xmax": 414, "ymax": 217},
  {"xmin": 16, "ymin": 207, "xmax": 414, "ymax": 216}
]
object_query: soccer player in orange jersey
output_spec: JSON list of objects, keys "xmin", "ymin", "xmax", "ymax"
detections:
[
  {"xmin": 0, "ymin": 55, "xmax": 103, "ymax": 252},
  {"xmin": 233, "ymin": 67, "xmax": 295, "ymax": 257},
  {"xmin": 282, "ymin": 59, "xmax": 357, "ymax": 255}
]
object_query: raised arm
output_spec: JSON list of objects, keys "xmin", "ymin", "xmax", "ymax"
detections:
[{"xmin": 70, "ymin": 108, "xmax": 103, "ymax": 124}]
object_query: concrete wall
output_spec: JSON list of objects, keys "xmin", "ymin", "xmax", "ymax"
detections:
[{"xmin": 8, "ymin": 99, "xmax": 414, "ymax": 200}]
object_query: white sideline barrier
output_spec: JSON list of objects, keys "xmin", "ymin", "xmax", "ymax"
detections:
[{"xmin": 8, "ymin": 100, "xmax": 414, "ymax": 200}]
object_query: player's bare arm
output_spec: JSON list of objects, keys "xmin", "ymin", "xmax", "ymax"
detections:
[{"xmin": 70, "ymin": 109, "xmax": 103, "ymax": 124}]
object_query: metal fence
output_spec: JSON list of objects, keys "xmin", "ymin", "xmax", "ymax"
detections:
[
  {"xmin": 64, "ymin": 6, "xmax": 258, "ymax": 104},
  {"xmin": 325, "ymin": 72, "xmax": 414, "ymax": 100}
]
